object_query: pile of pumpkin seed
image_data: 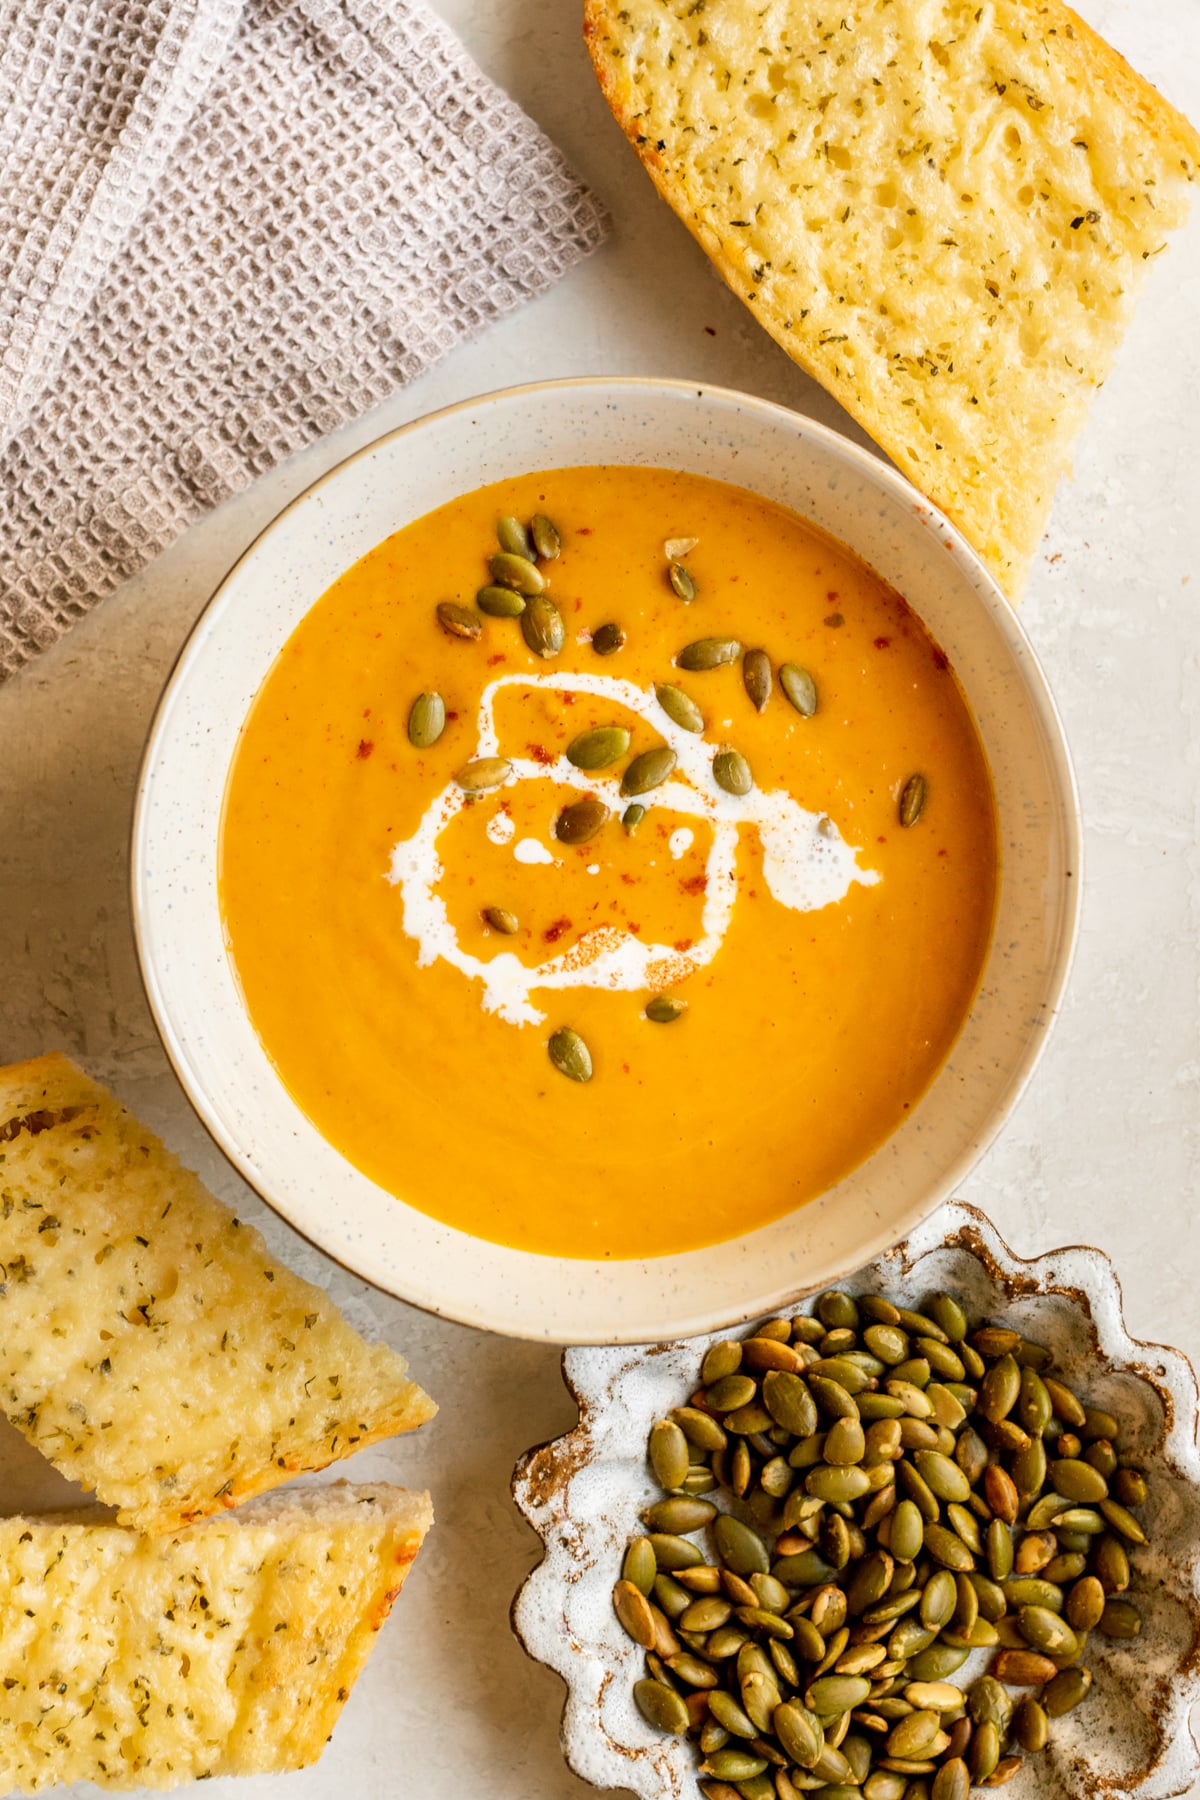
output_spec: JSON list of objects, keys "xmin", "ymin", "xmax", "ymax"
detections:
[{"xmin": 616, "ymin": 1289, "xmax": 1148, "ymax": 1799}]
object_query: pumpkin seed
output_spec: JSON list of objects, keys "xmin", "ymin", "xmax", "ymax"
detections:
[
  {"xmin": 1043, "ymin": 1667, "xmax": 1093, "ymax": 1717},
  {"xmin": 436, "ymin": 599, "xmax": 481, "ymax": 639},
  {"xmin": 482, "ymin": 906, "xmax": 519, "ymax": 936},
  {"xmin": 913, "ymin": 1450, "xmax": 970, "ymax": 1504},
  {"xmin": 672, "ymin": 1407, "xmax": 727, "ymax": 1452},
  {"xmin": 622, "ymin": 803, "xmax": 646, "ymax": 832},
  {"xmin": 1043, "ymin": 1378, "xmax": 1087, "ymax": 1429},
  {"xmin": 1099, "ymin": 1598, "xmax": 1142, "ymax": 1638},
  {"xmin": 548, "ymin": 1026, "xmax": 592, "ymax": 1083},
  {"xmin": 530, "ymin": 513, "xmax": 561, "ymax": 560},
  {"xmin": 773, "ymin": 1700, "xmax": 825, "ymax": 1768},
  {"xmin": 1012, "ymin": 1696, "xmax": 1049, "ymax": 1753},
  {"xmin": 715, "ymin": 1514, "xmax": 770, "ymax": 1577},
  {"xmin": 931, "ymin": 1757, "xmax": 969, "ymax": 1800},
  {"xmin": 490, "ymin": 550, "xmax": 544, "ymax": 595},
  {"xmin": 476, "ymin": 583, "xmax": 527, "ymax": 617},
  {"xmin": 990, "ymin": 1649, "xmax": 1058, "ymax": 1685},
  {"xmin": 646, "ymin": 995, "xmax": 687, "ymax": 1023},
  {"xmin": 646, "ymin": 1494, "xmax": 716, "ymax": 1535},
  {"xmin": 742, "ymin": 648, "xmax": 772, "ymax": 713},
  {"xmin": 623, "ymin": 1537, "xmax": 657, "ymax": 1595},
  {"xmin": 647, "ymin": 1533, "xmax": 704, "ymax": 1572},
  {"xmin": 806, "ymin": 1465, "xmax": 871, "ymax": 1504},
  {"xmin": 622, "ymin": 744, "xmax": 678, "ymax": 795},
  {"xmin": 762, "ymin": 1371, "xmax": 819, "ymax": 1437},
  {"xmin": 521, "ymin": 593, "xmax": 565, "ymax": 658},
  {"xmin": 634, "ymin": 1677, "xmax": 690, "ymax": 1734},
  {"xmin": 556, "ymin": 797, "xmax": 609, "ymax": 844},
  {"xmin": 497, "ymin": 514, "xmax": 534, "ymax": 558},
  {"xmin": 713, "ymin": 749, "xmax": 754, "ymax": 796},
  {"xmin": 1049, "ymin": 1458, "xmax": 1109, "ymax": 1503},
  {"xmin": 407, "ymin": 690, "xmax": 446, "ymax": 748},
  {"xmin": 1065, "ymin": 1574, "xmax": 1105, "ymax": 1632},
  {"xmin": 668, "ymin": 562, "xmax": 697, "ymax": 602},
  {"xmin": 678, "ymin": 636, "xmax": 742, "ymax": 671},
  {"xmin": 592, "ymin": 621, "xmax": 625, "ymax": 656},
  {"xmin": 968, "ymin": 1720, "xmax": 1001, "ymax": 1784},
  {"xmin": 656, "ymin": 682, "xmax": 705, "ymax": 733},
  {"xmin": 456, "ymin": 756, "xmax": 511, "ymax": 792},
  {"xmin": 1099, "ymin": 1498, "xmax": 1148, "ymax": 1544},
  {"xmin": 1114, "ymin": 1467, "xmax": 1148, "ymax": 1507},
  {"xmin": 701, "ymin": 1750, "xmax": 768, "ymax": 1782},
  {"xmin": 615, "ymin": 1578, "xmax": 657, "ymax": 1647},
  {"xmin": 566, "ymin": 725, "xmax": 631, "ymax": 770},
  {"xmin": 780, "ymin": 664, "xmax": 818, "ymax": 718},
  {"xmin": 1017, "ymin": 1605, "xmax": 1077, "ymax": 1657},
  {"xmin": 898, "ymin": 773, "xmax": 926, "ymax": 827}
]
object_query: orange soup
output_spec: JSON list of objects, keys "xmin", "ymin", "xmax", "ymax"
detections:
[{"xmin": 220, "ymin": 467, "xmax": 997, "ymax": 1258}]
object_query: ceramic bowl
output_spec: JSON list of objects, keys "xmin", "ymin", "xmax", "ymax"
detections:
[
  {"xmin": 511, "ymin": 1201, "xmax": 1200, "ymax": 1799},
  {"xmin": 133, "ymin": 378, "xmax": 1079, "ymax": 1342}
]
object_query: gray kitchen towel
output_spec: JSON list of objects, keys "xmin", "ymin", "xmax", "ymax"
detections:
[{"xmin": 0, "ymin": 0, "xmax": 608, "ymax": 681}]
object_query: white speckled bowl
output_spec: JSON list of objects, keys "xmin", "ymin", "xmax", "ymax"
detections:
[
  {"xmin": 133, "ymin": 378, "xmax": 1080, "ymax": 1341},
  {"xmin": 511, "ymin": 1201, "xmax": 1200, "ymax": 1799}
]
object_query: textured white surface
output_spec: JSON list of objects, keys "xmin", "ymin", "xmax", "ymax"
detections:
[{"xmin": 0, "ymin": 0, "xmax": 1197, "ymax": 1795}]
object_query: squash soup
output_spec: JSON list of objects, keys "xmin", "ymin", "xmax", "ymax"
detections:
[{"xmin": 219, "ymin": 467, "xmax": 998, "ymax": 1258}]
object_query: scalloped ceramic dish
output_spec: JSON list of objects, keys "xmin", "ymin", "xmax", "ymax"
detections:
[
  {"xmin": 512, "ymin": 1202, "xmax": 1200, "ymax": 1798},
  {"xmin": 133, "ymin": 379, "xmax": 1079, "ymax": 1341}
]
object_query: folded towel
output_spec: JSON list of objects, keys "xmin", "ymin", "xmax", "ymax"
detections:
[{"xmin": 0, "ymin": 0, "xmax": 607, "ymax": 681}]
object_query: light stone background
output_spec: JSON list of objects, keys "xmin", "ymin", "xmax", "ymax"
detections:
[{"xmin": 1, "ymin": 1, "xmax": 1198, "ymax": 1795}]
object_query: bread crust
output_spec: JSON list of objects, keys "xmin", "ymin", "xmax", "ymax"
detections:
[
  {"xmin": 0, "ymin": 1054, "xmax": 436, "ymax": 1533},
  {"xmin": 584, "ymin": 0, "xmax": 1199, "ymax": 596}
]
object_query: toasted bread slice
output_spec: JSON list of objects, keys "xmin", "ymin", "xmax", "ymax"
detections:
[
  {"xmin": 0, "ymin": 1055, "xmax": 435, "ymax": 1533},
  {"xmin": 0, "ymin": 1481, "xmax": 431, "ymax": 1792},
  {"xmin": 585, "ymin": 0, "xmax": 1200, "ymax": 596}
]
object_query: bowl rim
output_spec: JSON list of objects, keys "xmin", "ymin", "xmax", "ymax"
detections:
[{"xmin": 131, "ymin": 374, "xmax": 1083, "ymax": 1340}]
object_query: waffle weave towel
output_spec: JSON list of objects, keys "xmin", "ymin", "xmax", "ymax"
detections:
[{"xmin": 0, "ymin": 0, "xmax": 607, "ymax": 681}]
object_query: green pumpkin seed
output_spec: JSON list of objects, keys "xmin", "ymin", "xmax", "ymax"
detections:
[
  {"xmin": 671, "ymin": 1407, "xmax": 727, "ymax": 1451},
  {"xmin": 713, "ymin": 749, "xmax": 754, "ymax": 796},
  {"xmin": 806, "ymin": 1465, "xmax": 871, "ymax": 1504},
  {"xmin": 1043, "ymin": 1377, "xmax": 1087, "ymax": 1429},
  {"xmin": 647, "ymin": 1533, "xmax": 704, "ymax": 1572},
  {"xmin": 682, "ymin": 1596, "xmax": 734, "ymax": 1633},
  {"xmin": 1043, "ymin": 1667, "xmax": 1093, "ymax": 1717},
  {"xmin": 702, "ymin": 1341, "xmax": 742, "ymax": 1383},
  {"xmin": 931, "ymin": 1759, "xmax": 969, "ymax": 1800},
  {"xmin": 556, "ymin": 797, "xmax": 610, "ymax": 844},
  {"xmin": 742, "ymin": 648, "xmax": 772, "ymax": 713},
  {"xmin": 806, "ymin": 1674, "xmax": 871, "ymax": 1715},
  {"xmin": 1099, "ymin": 1598, "xmax": 1142, "ymax": 1638},
  {"xmin": 476, "ymin": 583, "xmax": 527, "ymax": 617},
  {"xmin": 707, "ymin": 1374, "xmax": 758, "ymax": 1413},
  {"xmin": 715, "ymin": 1514, "xmax": 770, "ymax": 1577},
  {"xmin": 679, "ymin": 636, "xmax": 742, "ymax": 671},
  {"xmin": 708, "ymin": 1688, "xmax": 756, "ymax": 1737},
  {"xmin": 622, "ymin": 803, "xmax": 645, "ymax": 832},
  {"xmin": 1049, "ymin": 1458, "xmax": 1109, "ymax": 1503},
  {"xmin": 548, "ymin": 1026, "xmax": 592, "ymax": 1083},
  {"xmin": 407, "ymin": 690, "xmax": 446, "ymax": 748},
  {"xmin": 531, "ymin": 513, "xmax": 561, "ymax": 560},
  {"xmin": 923, "ymin": 1524, "xmax": 975, "ymax": 1572},
  {"xmin": 912, "ymin": 1450, "xmax": 970, "ymax": 1503},
  {"xmin": 497, "ymin": 514, "xmax": 534, "ymax": 558},
  {"xmin": 1017, "ymin": 1366, "xmax": 1053, "ymax": 1437},
  {"xmin": 1082, "ymin": 1406, "xmax": 1120, "ymax": 1441},
  {"xmin": 646, "ymin": 1495, "xmax": 717, "ymax": 1534},
  {"xmin": 456, "ymin": 756, "xmax": 511, "ymax": 792},
  {"xmin": 701, "ymin": 1750, "xmax": 768, "ymax": 1782},
  {"xmin": 1017, "ymin": 1605, "xmax": 1077, "ymax": 1657},
  {"xmin": 566, "ymin": 725, "xmax": 631, "ymax": 770},
  {"xmin": 823, "ymin": 1417, "xmax": 866, "ymax": 1466},
  {"xmin": 987, "ymin": 1519, "xmax": 1014, "ymax": 1582},
  {"xmin": 521, "ymin": 593, "xmax": 565, "ymax": 658},
  {"xmin": 1094, "ymin": 1533, "xmax": 1131, "ymax": 1592},
  {"xmin": 436, "ymin": 599, "xmax": 481, "ymax": 639},
  {"xmin": 898, "ymin": 773, "xmax": 926, "ymax": 827},
  {"xmin": 646, "ymin": 994, "xmax": 687, "ymax": 1023},
  {"xmin": 1099, "ymin": 1498, "xmax": 1148, "ymax": 1544},
  {"xmin": 1066, "ymin": 1574, "xmax": 1105, "ymax": 1631},
  {"xmin": 1011, "ymin": 1696, "xmax": 1049, "ymax": 1754},
  {"xmin": 773, "ymin": 1700, "xmax": 825, "ymax": 1768},
  {"xmin": 483, "ymin": 906, "xmax": 519, "ymax": 936},
  {"xmin": 979, "ymin": 1354, "xmax": 1021, "ymax": 1422},
  {"xmin": 490, "ymin": 550, "xmax": 545, "ymax": 595},
  {"xmin": 614, "ymin": 1578, "xmax": 656, "ymax": 1646},
  {"xmin": 621, "ymin": 744, "xmax": 678, "ymax": 795},
  {"xmin": 968, "ymin": 1719, "xmax": 1001, "ymax": 1784},
  {"xmin": 623, "ymin": 1537, "xmax": 657, "ymax": 1595},
  {"xmin": 592, "ymin": 622, "xmax": 625, "ymax": 656},
  {"xmin": 887, "ymin": 1709, "xmax": 942, "ymax": 1759},
  {"xmin": 780, "ymin": 663, "xmax": 818, "ymax": 718},
  {"xmin": 634, "ymin": 1676, "xmax": 689, "ymax": 1734},
  {"xmin": 1002, "ymin": 1578, "xmax": 1064, "ymax": 1611},
  {"xmin": 668, "ymin": 561, "xmax": 697, "ymax": 601},
  {"xmin": 927, "ymin": 1293, "xmax": 968, "ymax": 1341},
  {"xmin": 762, "ymin": 1371, "xmax": 818, "ymax": 1436},
  {"xmin": 656, "ymin": 682, "xmax": 705, "ymax": 733}
]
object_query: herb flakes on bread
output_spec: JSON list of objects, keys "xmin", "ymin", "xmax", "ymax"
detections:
[
  {"xmin": 584, "ymin": 0, "xmax": 1200, "ymax": 596},
  {"xmin": 0, "ymin": 1482, "xmax": 432, "ymax": 1792},
  {"xmin": 0, "ymin": 1054, "xmax": 435, "ymax": 1534}
]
